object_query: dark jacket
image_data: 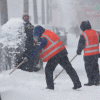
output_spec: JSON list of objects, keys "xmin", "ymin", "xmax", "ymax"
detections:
[
  {"xmin": 77, "ymin": 34, "xmax": 85, "ymax": 55},
  {"xmin": 23, "ymin": 21, "xmax": 34, "ymax": 57}
]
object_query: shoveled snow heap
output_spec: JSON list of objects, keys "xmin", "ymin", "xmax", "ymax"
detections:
[
  {"xmin": 0, "ymin": 18, "xmax": 26, "ymax": 48},
  {"xmin": 0, "ymin": 18, "xmax": 26, "ymax": 71}
]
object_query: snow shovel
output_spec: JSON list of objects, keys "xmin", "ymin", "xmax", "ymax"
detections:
[
  {"xmin": 53, "ymin": 54, "xmax": 77, "ymax": 81},
  {"xmin": 9, "ymin": 57, "xmax": 28, "ymax": 75}
]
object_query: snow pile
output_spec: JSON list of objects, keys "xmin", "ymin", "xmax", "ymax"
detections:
[
  {"xmin": 0, "ymin": 18, "xmax": 26, "ymax": 71},
  {"xmin": 0, "ymin": 18, "xmax": 25, "ymax": 48}
]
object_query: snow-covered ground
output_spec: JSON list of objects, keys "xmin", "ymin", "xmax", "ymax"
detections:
[
  {"xmin": 0, "ymin": 19, "xmax": 100, "ymax": 100},
  {"xmin": 0, "ymin": 44, "xmax": 100, "ymax": 100}
]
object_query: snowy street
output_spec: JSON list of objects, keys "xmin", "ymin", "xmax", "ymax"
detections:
[{"xmin": 0, "ymin": 42, "xmax": 100, "ymax": 100}]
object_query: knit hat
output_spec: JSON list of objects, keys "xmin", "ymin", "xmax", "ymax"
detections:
[{"xmin": 22, "ymin": 13, "xmax": 29, "ymax": 19}]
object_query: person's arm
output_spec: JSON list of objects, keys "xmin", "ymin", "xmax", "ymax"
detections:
[
  {"xmin": 27, "ymin": 37, "xmax": 47, "ymax": 59},
  {"xmin": 77, "ymin": 34, "xmax": 85, "ymax": 55}
]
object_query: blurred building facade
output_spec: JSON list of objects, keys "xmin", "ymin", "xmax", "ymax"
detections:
[
  {"xmin": 75, "ymin": 0, "xmax": 100, "ymax": 29},
  {"xmin": 0, "ymin": 0, "xmax": 100, "ymax": 31},
  {"xmin": 0, "ymin": 0, "xmax": 8, "ymax": 26}
]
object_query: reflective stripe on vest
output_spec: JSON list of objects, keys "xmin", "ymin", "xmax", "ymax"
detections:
[
  {"xmin": 84, "ymin": 49, "xmax": 99, "ymax": 53},
  {"xmin": 40, "ymin": 34, "xmax": 61, "ymax": 55},
  {"xmin": 83, "ymin": 31, "xmax": 99, "ymax": 55},
  {"xmin": 41, "ymin": 43, "xmax": 64, "ymax": 61}
]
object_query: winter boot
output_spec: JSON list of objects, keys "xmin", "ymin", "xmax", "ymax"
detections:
[
  {"xmin": 46, "ymin": 87, "xmax": 54, "ymax": 90},
  {"xmin": 84, "ymin": 82, "xmax": 94, "ymax": 86},
  {"xmin": 73, "ymin": 84, "xmax": 82, "ymax": 89}
]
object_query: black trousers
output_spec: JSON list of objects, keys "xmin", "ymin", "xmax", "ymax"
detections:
[
  {"xmin": 84, "ymin": 55, "xmax": 99, "ymax": 84},
  {"xmin": 45, "ymin": 51, "xmax": 81, "ymax": 89}
]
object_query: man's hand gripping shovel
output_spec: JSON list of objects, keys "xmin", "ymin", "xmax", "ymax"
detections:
[{"xmin": 9, "ymin": 57, "xmax": 28, "ymax": 75}]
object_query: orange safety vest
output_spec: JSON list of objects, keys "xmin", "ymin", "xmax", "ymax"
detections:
[
  {"xmin": 82, "ymin": 29, "xmax": 99, "ymax": 56},
  {"xmin": 39, "ymin": 30, "xmax": 66, "ymax": 62}
]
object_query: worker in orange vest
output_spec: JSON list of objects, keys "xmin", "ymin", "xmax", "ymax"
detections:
[
  {"xmin": 77, "ymin": 21, "xmax": 100, "ymax": 86},
  {"xmin": 24, "ymin": 25, "xmax": 82, "ymax": 90}
]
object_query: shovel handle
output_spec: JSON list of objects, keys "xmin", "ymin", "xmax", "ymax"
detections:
[
  {"xmin": 9, "ymin": 61, "xmax": 25, "ymax": 75},
  {"xmin": 53, "ymin": 54, "xmax": 77, "ymax": 81}
]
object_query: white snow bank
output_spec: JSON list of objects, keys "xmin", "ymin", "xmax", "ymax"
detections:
[
  {"xmin": 0, "ymin": 18, "xmax": 26, "ymax": 71},
  {"xmin": 0, "ymin": 18, "xmax": 26, "ymax": 48}
]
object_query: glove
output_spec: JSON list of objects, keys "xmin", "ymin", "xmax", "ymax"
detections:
[
  {"xmin": 76, "ymin": 50, "xmax": 81, "ymax": 55},
  {"xmin": 77, "ymin": 53, "xmax": 81, "ymax": 55},
  {"xmin": 23, "ymin": 57, "xmax": 28, "ymax": 62}
]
